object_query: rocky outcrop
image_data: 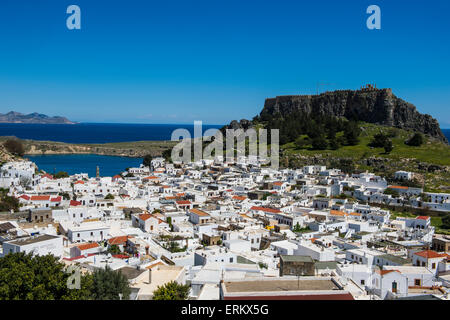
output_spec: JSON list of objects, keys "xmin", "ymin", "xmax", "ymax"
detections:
[
  {"xmin": 258, "ymin": 88, "xmax": 447, "ymax": 143},
  {"xmin": 222, "ymin": 119, "xmax": 253, "ymax": 131},
  {"xmin": 0, "ymin": 145, "xmax": 19, "ymax": 163}
]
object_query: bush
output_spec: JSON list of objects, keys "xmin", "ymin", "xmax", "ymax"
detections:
[
  {"xmin": 54, "ymin": 171, "xmax": 69, "ymax": 179},
  {"xmin": 143, "ymin": 154, "xmax": 152, "ymax": 167},
  {"xmin": 0, "ymin": 195, "xmax": 19, "ymax": 212},
  {"xmin": 369, "ymin": 133, "xmax": 390, "ymax": 148},
  {"xmin": 383, "ymin": 139, "xmax": 393, "ymax": 153},
  {"xmin": 91, "ymin": 266, "xmax": 131, "ymax": 300},
  {"xmin": 3, "ymin": 139, "xmax": 25, "ymax": 156},
  {"xmin": 406, "ymin": 133, "xmax": 424, "ymax": 146},
  {"xmin": 0, "ymin": 252, "xmax": 93, "ymax": 300},
  {"xmin": 294, "ymin": 136, "xmax": 311, "ymax": 149},
  {"xmin": 311, "ymin": 136, "xmax": 328, "ymax": 150},
  {"xmin": 152, "ymin": 281, "xmax": 190, "ymax": 300}
]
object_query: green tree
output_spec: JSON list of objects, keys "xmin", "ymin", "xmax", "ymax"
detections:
[
  {"xmin": 383, "ymin": 139, "xmax": 393, "ymax": 154},
  {"xmin": 383, "ymin": 188, "xmax": 399, "ymax": 197},
  {"xmin": 152, "ymin": 281, "xmax": 190, "ymax": 300},
  {"xmin": 104, "ymin": 193, "xmax": 115, "ymax": 200},
  {"xmin": 343, "ymin": 121, "xmax": 361, "ymax": 146},
  {"xmin": 107, "ymin": 244, "xmax": 121, "ymax": 254},
  {"xmin": 54, "ymin": 171, "xmax": 69, "ymax": 179},
  {"xmin": 311, "ymin": 135, "xmax": 328, "ymax": 150},
  {"xmin": 328, "ymin": 137, "xmax": 340, "ymax": 150},
  {"xmin": 0, "ymin": 252, "xmax": 92, "ymax": 300},
  {"xmin": 59, "ymin": 192, "xmax": 71, "ymax": 200},
  {"xmin": 294, "ymin": 136, "xmax": 311, "ymax": 149},
  {"xmin": 143, "ymin": 154, "xmax": 152, "ymax": 167},
  {"xmin": 162, "ymin": 148, "xmax": 172, "ymax": 162},
  {"xmin": 293, "ymin": 222, "xmax": 302, "ymax": 232},
  {"xmin": 3, "ymin": 139, "xmax": 25, "ymax": 156},
  {"xmin": 442, "ymin": 215, "xmax": 450, "ymax": 229},
  {"xmin": 369, "ymin": 133, "xmax": 390, "ymax": 148},
  {"xmin": 90, "ymin": 266, "xmax": 131, "ymax": 300},
  {"xmin": 406, "ymin": 133, "xmax": 424, "ymax": 147},
  {"xmin": 0, "ymin": 194, "xmax": 19, "ymax": 212}
]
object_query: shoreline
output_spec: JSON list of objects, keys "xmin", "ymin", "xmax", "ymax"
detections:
[{"xmin": 0, "ymin": 136, "xmax": 176, "ymax": 158}]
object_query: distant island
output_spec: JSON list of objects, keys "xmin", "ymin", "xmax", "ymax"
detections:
[{"xmin": 0, "ymin": 111, "xmax": 76, "ymax": 124}]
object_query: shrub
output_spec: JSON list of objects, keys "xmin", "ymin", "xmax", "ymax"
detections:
[{"xmin": 3, "ymin": 139, "xmax": 25, "ymax": 156}]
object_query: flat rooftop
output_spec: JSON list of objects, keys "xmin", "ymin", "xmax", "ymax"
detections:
[
  {"xmin": 223, "ymin": 278, "xmax": 339, "ymax": 293},
  {"xmin": 7, "ymin": 234, "xmax": 60, "ymax": 246},
  {"xmin": 118, "ymin": 266, "xmax": 147, "ymax": 280},
  {"xmin": 281, "ymin": 255, "xmax": 314, "ymax": 263}
]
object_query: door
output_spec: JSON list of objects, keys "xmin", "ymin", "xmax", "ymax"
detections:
[{"xmin": 392, "ymin": 281, "xmax": 397, "ymax": 293}]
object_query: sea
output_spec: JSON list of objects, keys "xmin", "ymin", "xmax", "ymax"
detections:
[
  {"xmin": 1, "ymin": 124, "xmax": 448, "ymax": 177},
  {"xmin": 444, "ymin": 129, "xmax": 450, "ymax": 142},
  {"xmin": 0, "ymin": 123, "xmax": 222, "ymax": 144},
  {"xmin": 0, "ymin": 123, "xmax": 223, "ymax": 177}
]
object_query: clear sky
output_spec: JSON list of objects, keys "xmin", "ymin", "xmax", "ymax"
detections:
[{"xmin": 0, "ymin": 0, "xmax": 449, "ymax": 127}]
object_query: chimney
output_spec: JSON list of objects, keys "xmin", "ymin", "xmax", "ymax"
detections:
[{"xmin": 148, "ymin": 268, "xmax": 152, "ymax": 284}]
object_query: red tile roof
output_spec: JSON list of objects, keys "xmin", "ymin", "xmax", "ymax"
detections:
[
  {"xmin": 414, "ymin": 250, "xmax": 447, "ymax": 259},
  {"xmin": 31, "ymin": 195, "xmax": 50, "ymax": 201},
  {"xmin": 112, "ymin": 254, "xmax": 130, "ymax": 259},
  {"xmin": 250, "ymin": 206, "xmax": 281, "ymax": 214},
  {"xmin": 377, "ymin": 269, "xmax": 400, "ymax": 276},
  {"xmin": 388, "ymin": 185, "xmax": 409, "ymax": 190},
  {"xmin": 416, "ymin": 216, "xmax": 430, "ymax": 220},
  {"xmin": 139, "ymin": 213, "xmax": 152, "ymax": 221},
  {"xmin": 176, "ymin": 200, "xmax": 191, "ymax": 205},
  {"xmin": 77, "ymin": 242, "xmax": 99, "ymax": 250},
  {"xmin": 108, "ymin": 236, "xmax": 130, "ymax": 245},
  {"xmin": 330, "ymin": 210, "xmax": 348, "ymax": 216},
  {"xmin": 41, "ymin": 174, "xmax": 53, "ymax": 180},
  {"xmin": 19, "ymin": 195, "xmax": 30, "ymax": 200},
  {"xmin": 51, "ymin": 196, "xmax": 62, "ymax": 202},
  {"xmin": 143, "ymin": 176, "xmax": 159, "ymax": 180},
  {"xmin": 232, "ymin": 196, "xmax": 247, "ymax": 201},
  {"xmin": 190, "ymin": 208, "xmax": 210, "ymax": 216},
  {"xmin": 70, "ymin": 200, "xmax": 82, "ymax": 206}
]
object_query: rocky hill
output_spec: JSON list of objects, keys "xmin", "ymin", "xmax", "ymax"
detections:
[
  {"xmin": 226, "ymin": 88, "xmax": 448, "ymax": 144},
  {"xmin": 0, "ymin": 111, "xmax": 76, "ymax": 124}
]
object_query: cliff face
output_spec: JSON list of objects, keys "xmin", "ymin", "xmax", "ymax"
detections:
[{"xmin": 259, "ymin": 88, "xmax": 448, "ymax": 143}]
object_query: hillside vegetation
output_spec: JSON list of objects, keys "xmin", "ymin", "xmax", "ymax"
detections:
[{"xmin": 282, "ymin": 123, "xmax": 450, "ymax": 166}]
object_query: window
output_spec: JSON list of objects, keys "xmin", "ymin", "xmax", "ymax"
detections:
[
  {"xmin": 432, "ymin": 263, "xmax": 436, "ymax": 269},
  {"xmin": 361, "ymin": 280, "xmax": 365, "ymax": 285},
  {"xmin": 77, "ymin": 233, "xmax": 80, "ymax": 237},
  {"xmin": 90, "ymin": 232, "xmax": 93, "ymax": 236},
  {"xmin": 230, "ymin": 258, "xmax": 233, "ymax": 263},
  {"xmin": 415, "ymin": 279, "xmax": 421, "ymax": 286}
]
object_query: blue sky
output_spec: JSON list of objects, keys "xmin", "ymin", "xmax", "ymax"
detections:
[{"xmin": 0, "ymin": 0, "xmax": 449, "ymax": 127}]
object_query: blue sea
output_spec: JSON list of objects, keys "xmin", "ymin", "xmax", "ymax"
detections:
[
  {"xmin": 0, "ymin": 123, "xmax": 222, "ymax": 144},
  {"xmin": 444, "ymin": 129, "xmax": 450, "ymax": 142},
  {"xmin": 0, "ymin": 122, "xmax": 222, "ymax": 177},
  {"xmin": 26, "ymin": 154, "xmax": 143, "ymax": 177}
]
